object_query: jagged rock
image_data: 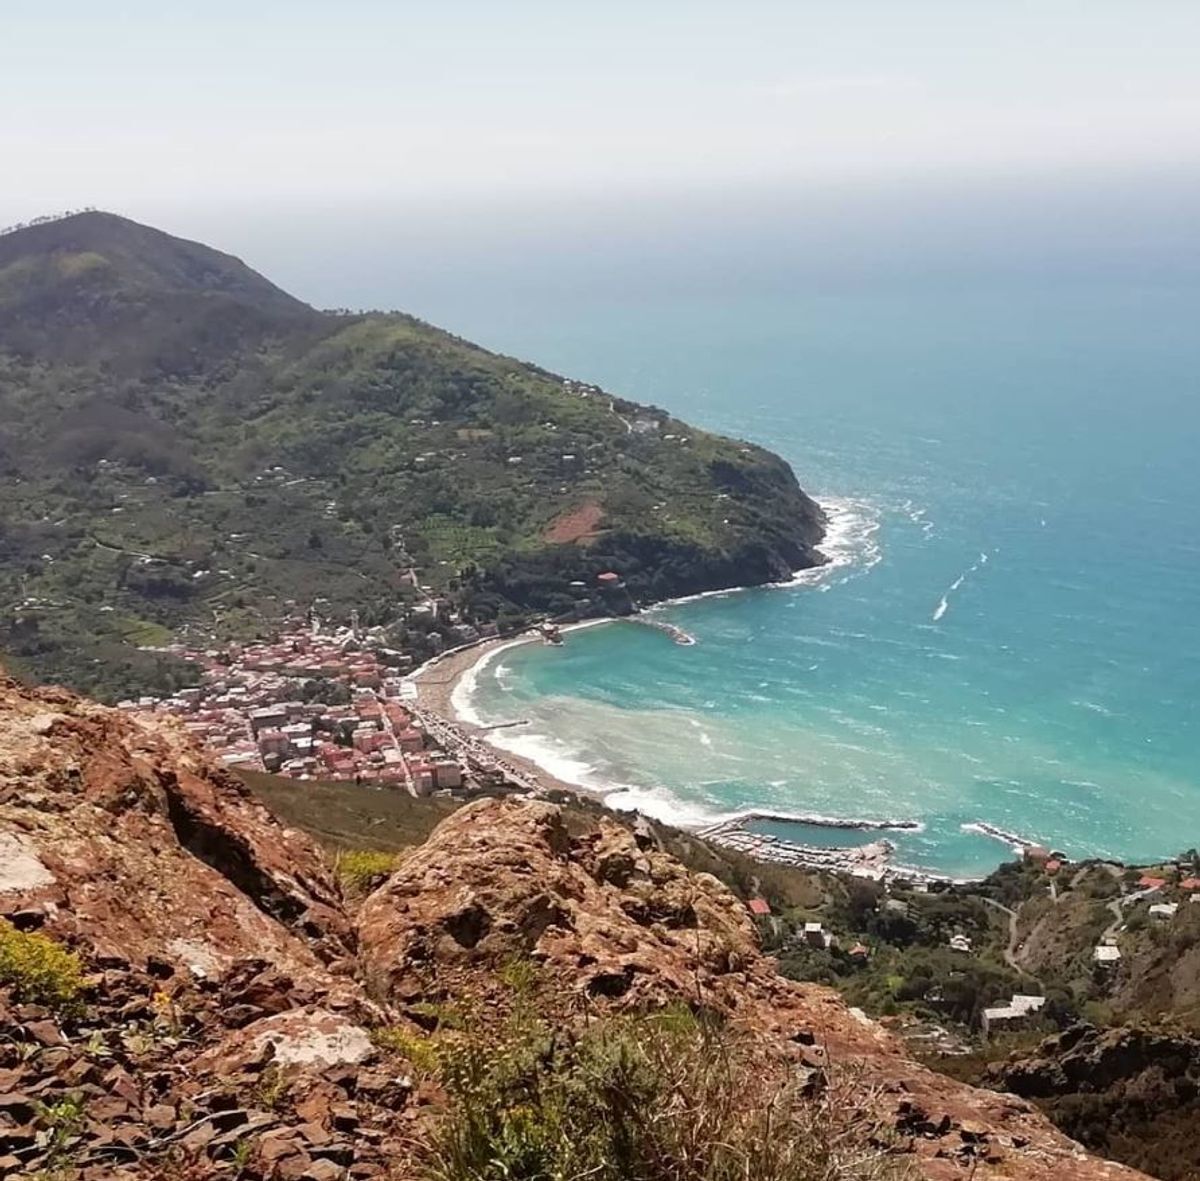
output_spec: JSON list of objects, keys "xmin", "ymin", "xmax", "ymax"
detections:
[
  {"xmin": 0, "ymin": 674, "xmax": 354, "ymax": 994},
  {"xmin": 0, "ymin": 1093, "xmax": 36, "ymax": 1124},
  {"xmin": 300, "ymin": 1160, "xmax": 345, "ymax": 1181},
  {"xmin": 358, "ymin": 796, "xmax": 1154, "ymax": 1181}
]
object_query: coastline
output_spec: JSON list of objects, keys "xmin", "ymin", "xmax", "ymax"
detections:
[
  {"xmin": 405, "ymin": 496, "xmax": 895, "ymax": 831},
  {"xmin": 407, "ymin": 494, "xmax": 876, "ymax": 814},
  {"xmin": 406, "ymin": 623, "xmax": 1052, "ymax": 884},
  {"xmin": 409, "ymin": 621, "xmax": 616, "ymax": 800}
]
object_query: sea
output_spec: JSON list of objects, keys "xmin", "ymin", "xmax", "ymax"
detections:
[{"xmin": 260, "ymin": 183, "xmax": 1200, "ymax": 878}]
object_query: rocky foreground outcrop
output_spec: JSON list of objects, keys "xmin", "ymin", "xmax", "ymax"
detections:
[
  {"xmin": 995, "ymin": 1024, "xmax": 1200, "ymax": 1180},
  {"xmin": 0, "ymin": 672, "xmax": 1149, "ymax": 1179}
]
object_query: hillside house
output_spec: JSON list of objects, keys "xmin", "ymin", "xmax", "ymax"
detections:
[
  {"xmin": 982, "ymin": 994, "xmax": 1047, "ymax": 1038},
  {"xmin": 803, "ymin": 921, "xmax": 831, "ymax": 949}
]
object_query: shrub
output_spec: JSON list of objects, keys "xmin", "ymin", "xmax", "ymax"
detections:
[
  {"xmin": 336, "ymin": 849, "xmax": 397, "ymax": 895},
  {"xmin": 0, "ymin": 921, "xmax": 85, "ymax": 1012},
  {"xmin": 420, "ymin": 1009, "xmax": 912, "ymax": 1181},
  {"xmin": 497, "ymin": 954, "xmax": 541, "ymax": 997},
  {"xmin": 372, "ymin": 1025, "xmax": 441, "ymax": 1076}
]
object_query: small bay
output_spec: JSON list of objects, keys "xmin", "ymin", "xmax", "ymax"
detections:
[{"xmin": 447, "ymin": 282, "xmax": 1200, "ymax": 877}]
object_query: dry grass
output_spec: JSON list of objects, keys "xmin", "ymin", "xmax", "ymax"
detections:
[
  {"xmin": 416, "ymin": 1003, "xmax": 913, "ymax": 1181},
  {"xmin": 335, "ymin": 848, "xmax": 399, "ymax": 895}
]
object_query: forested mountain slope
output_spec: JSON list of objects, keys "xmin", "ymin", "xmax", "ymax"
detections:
[{"xmin": 0, "ymin": 212, "xmax": 825, "ymax": 698}]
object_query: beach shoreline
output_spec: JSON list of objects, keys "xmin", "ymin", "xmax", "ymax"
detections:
[
  {"xmin": 409, "ymin": 622, "xmax": 616, "ymax": 800},
  {"xmin": 407, "ymin": 625, "xmax": 1050, "ymax": 884}
]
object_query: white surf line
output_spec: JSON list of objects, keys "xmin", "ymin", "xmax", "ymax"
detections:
[{"xmin": 932, "ymin": 550, "xmax": 990, "ymax": 622}]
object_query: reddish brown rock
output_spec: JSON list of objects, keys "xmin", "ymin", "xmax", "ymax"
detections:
[
  {"xmin": 0, "ymin": 676, "xmax": 1154, "ymax": 1181},
  {"xmin": 357, "ymin": 797, "xmax": 1150, "ymax": 1181},
  {"xmin": 0, "ymin": 672, "xmax": 352, "ymax": 988}
]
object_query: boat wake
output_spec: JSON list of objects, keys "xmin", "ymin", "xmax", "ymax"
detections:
[{"xmin": 932, "ymin": 551, "xmax": 989, "ymax": 622}]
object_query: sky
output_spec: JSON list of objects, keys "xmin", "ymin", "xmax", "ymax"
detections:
[
  {"xmin": 4, "ymin": 1, "xmax": 1200, "ymax": 315},
  {"xmin": 5, "ymin": 1, "xmax": 1200, "ymax": 216}
]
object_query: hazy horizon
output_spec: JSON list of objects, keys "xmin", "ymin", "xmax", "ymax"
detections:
[{"xmin": 7, "ymin": 1, "xmax": 1200, "ymax": 309}]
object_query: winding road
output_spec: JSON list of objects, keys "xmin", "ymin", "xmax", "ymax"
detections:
[{"xmin": 981, "ymin": 896, "xmax": 1037, "ymax": 979}]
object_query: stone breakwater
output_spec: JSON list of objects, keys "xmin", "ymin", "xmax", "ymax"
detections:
[
  {"xmin": 698, "ymin": 808, "xmax": 922, "ymax": 835},
  {"xmin": 628, "ymin": 616, "xmax": 696, "ymax": 645},
  {"xmin": 699, "ymin": 812, "xmax": 952, "ymax": 885},
  {"xmin": 961, "ymin": 821, "xmax": 1052, "ymax": 854}
]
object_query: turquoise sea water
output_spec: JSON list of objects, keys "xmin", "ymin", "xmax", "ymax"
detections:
[{"xmin": 441, "ymin": 283, "xmax": 1199, "ymax": 878}]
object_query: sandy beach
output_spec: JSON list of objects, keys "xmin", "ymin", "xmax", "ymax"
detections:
[{"xmin": 409, "ymin": 630, "xmax": 610, "ymax": 799}]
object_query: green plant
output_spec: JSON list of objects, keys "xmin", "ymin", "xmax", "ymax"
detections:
[
  {"xmin": 252, "ymin": 1064, "xmax": 292, "ymax": 1111},
  {"xmin": 422, "ymin": 1010, "xmax": 912, "ymax": 1181},
  {"xmin": 36, "ymin": 1093, "xmax": 86, "ymax": 1166},
  {"xmin": 230, "ymin": 1135, "xmax": 255, "ymax": 1175},
  {"xmin": 372, "ymin": 1025, "xmax": 441, "ymax": 1076},
  {"xmin": 0, "ymin": 921, "xmax": 85, "ymax": 1012},
  {"xmin": 336, "ymin": 848, "xmax": 398, "ymax": 895},
  {"xmin": 497, "ymin": 954, "xmax": 541, "ymax": 997}
]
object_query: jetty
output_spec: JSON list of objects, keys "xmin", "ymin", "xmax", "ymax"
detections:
[
  {"xmin": 961, "ymin": 821, "xmax": 1046, "ymax": 853},
  {"xmin": 629, "ymin": 617, "xmax": 696, "ymax": 645},
  {"xmin": 699, "ymin": 812, "xmax": 951, "ymax": 885},
  {"xmin": 698, "ymin": 809, "xmax": 921, "ymax": 837},
  {"xmin": 411, "ymin": 704, "xmax": 541, "ymax": 793}
]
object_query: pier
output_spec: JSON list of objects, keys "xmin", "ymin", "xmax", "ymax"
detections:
[
  {"xmin": 411, "ymin": 705, "xmax": 541, "ymax": 793},
  {"xmin": 697, "ymin": 809, "xmax": 921, "ymax": 836},
  {"xmin": 961, "ymin": 821, "xmax": 1047, "ymax": 853}
]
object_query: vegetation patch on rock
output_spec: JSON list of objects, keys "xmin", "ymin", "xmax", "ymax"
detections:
[{"xmin": 0, "ymin": 919, "xmax": 84, "ymax": 1011}]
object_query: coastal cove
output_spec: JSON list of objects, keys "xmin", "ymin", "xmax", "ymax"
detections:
[{"xmin": 422, "ymin": 284, "xmax": 1200, "ymax": 880}]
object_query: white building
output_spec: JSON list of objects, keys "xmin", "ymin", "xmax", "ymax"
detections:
[
  {"xmin": 802, "ymin": 921, "xmax": 831, "ymax": 949},
  {"xmin": 981, "ymin": 994, "xmax": 1047, "ymax": 1038}
]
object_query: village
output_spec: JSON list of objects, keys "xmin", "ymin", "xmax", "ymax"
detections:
[{"xmin": 114, "ymin": 619, "xmax": 521, "ymax": 798}]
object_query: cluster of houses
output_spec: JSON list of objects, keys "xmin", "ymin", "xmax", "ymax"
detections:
[
  {"xmin": 117, "ymin": 627, "xmax": 467, "ymax": 795},
  {"xmin": 1092, "ymin": 869, "xmax": 1200, "ymax": 968}
]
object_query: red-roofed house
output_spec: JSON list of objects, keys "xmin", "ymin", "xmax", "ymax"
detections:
[
  {"xmin": 747, "ymin": 898, "xmax": 771, "ymax": 917},
  {"xmin": 596, "ymin": 571, "xmax": 622, "ymax": 585},
  {"xmin": 1044, "ymin": 859, "xmax": 1062, "ymax": 875},
  {"xmin": 1180, "ymin": 878, "xmax": 1200, "ymax": 891},
  {"xmin": 1138, "ymin": 875, "xmax": 1167, "ymax": 891},
  {"xmin": 397, "ymin": 728, "xmax": 425, "ymax": 753}
]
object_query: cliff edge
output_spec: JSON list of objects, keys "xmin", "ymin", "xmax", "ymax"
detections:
[{"xmin": 0, "ymin": 672, "xmax": 1146, "ymax": 1180}]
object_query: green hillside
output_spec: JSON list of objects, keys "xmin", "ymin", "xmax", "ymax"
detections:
[{"xmin": 0, "ymin": 212, "xmax": 825, "ymax": 699}]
